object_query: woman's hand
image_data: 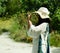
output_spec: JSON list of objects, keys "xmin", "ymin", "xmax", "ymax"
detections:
[
  {"xmin": 27, "ymin": 13, "xmax": 31, "ymax": 20},
  {"xmin": 27, "ymin": 13, "xmax": 32, "ymax": 29}
]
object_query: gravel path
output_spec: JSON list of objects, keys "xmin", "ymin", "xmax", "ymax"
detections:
[{"xmin": 0, "ymin": 32, "xmax": 60, "ymax": 53}]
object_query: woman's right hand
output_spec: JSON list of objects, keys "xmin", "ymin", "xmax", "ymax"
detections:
[
  {"xmin": 27, "ymin": 13, "xmax": 32, "ymax": 29},
  {"xmin": 27, "ymin": 13, "xmax": 31, "ymax": 20}
]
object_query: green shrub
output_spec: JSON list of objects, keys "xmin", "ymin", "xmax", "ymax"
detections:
[{"xmin": 50, "ymin": 32, "xmax": 60, "ymax": 47}]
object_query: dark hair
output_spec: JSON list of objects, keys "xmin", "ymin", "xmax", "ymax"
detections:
[{"xmin": 35, "ymin": 14, "xmax": 50, "ymax": 26}]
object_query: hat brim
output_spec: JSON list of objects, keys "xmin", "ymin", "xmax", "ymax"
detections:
[{"xmin": 32, "ymin": 11, "xmax": 50, "ymax": 19}]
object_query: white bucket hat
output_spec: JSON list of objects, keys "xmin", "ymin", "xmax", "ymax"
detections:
[{"xmin": 33, "ymin": 7, "xmax": 50, "ymax": 19}]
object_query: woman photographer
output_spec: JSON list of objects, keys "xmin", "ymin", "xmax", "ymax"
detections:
[{"xmin": 27, "ymin": 7, "xmax": 51, "ymax": 53}]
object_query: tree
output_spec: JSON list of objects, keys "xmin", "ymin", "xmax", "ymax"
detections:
[
  {"xmin": 6, "ymin": 0, "xmax": 21, "ymax": 15},
  {"xmin": 0, "ymin": 0, "xmax": 60, "ymax": 32},
  {"xmin": 0, "ymin": 0, "xmax": 7, "ymax": 16}
]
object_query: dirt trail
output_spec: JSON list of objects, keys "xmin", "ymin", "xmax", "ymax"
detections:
[{"xmin": 0, "ymin": 32, "xmax": 60, "ymax": 53}]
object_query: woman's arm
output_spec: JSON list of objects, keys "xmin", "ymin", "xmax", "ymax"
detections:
[
  {"xmin": 27, "ymin": 23, "xmax": 48, "ymax": 38},
  {"xmin": 28, "ymin": 23, "xmax": 48, "ymax": 32}
]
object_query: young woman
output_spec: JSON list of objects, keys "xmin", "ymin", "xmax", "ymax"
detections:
[{"xmin": 27, "ymin": 7, "xmax": 51, "ymax": 53}]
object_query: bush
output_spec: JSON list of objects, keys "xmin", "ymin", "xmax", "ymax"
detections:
[{"xmin": 50, "ymin": 31, "xmax": 60, "ymax": 47}]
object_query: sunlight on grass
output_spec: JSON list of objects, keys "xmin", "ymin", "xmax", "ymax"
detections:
[{"xmin": 0, "ymin": 18, "xmax": 13, "ymax": 30}]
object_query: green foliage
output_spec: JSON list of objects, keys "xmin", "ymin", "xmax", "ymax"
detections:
[
  {"xmin": 51, "ymin": 7, "xmax": 60, "ymax": 31},
  {"xmin": 31, "ymin": 13, "xmax": 39, "ymax": 25},
  {"xmin": 0, "ymin": 0, "xmax": 60, "ymax": 46},
  {"xmin": 50, "ymin": 32, "xmax": 60, "ymax": 47},
  {"xmin": 6, "ymin": 0, "xmax": 21, "ymax": 15},
  {"xmin": 0, "ymin": 0, "xmax": 7, "ymax": 16},
  {"xmin": 7, "ymin": 13, "xmax": 28, "ymax": 42}
]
